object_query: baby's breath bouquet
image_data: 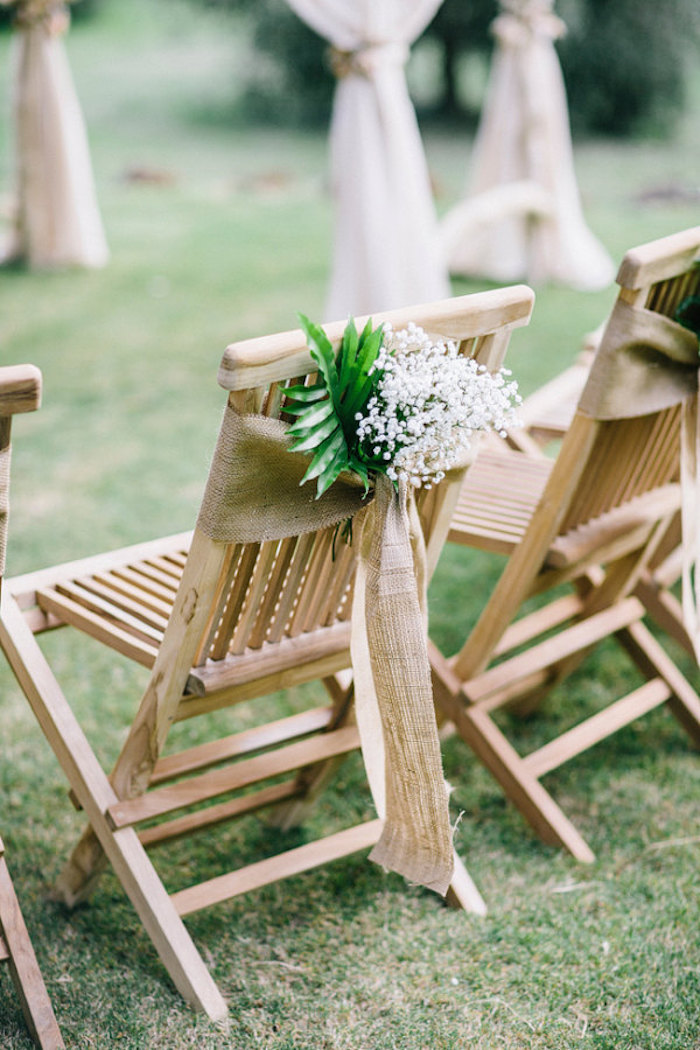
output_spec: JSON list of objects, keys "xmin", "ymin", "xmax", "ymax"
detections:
[{"xmin": 286, "ymin": 314, "xmax": 521, "ymax": 500}]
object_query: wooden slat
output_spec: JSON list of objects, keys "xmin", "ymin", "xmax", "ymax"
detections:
[
  {"xmin": 91, "ymin": 571, "xmax": 175, "ymax": 618},
  {"xmin": 524, "ymin": 678, "xmax": 672, "ymax": 778},
  {"xmin": 209, "ymin": 543, "xmax": 260, "ymax": 660},
  {"xmin": 265, "ymin": 532, "xmax": 316, "ymax": 644},
  {"xmin": 246, "ymin": 537, "xmax": 297, "ymax": 648},
  {"xmin": 229, "ymin": 541, "xmax": 280, "ymax": 655},
  {"xmin": 179, "ymin": 646, "xmax": 352, "ymax": 720},
  {"xmin": 51, "ymin": 581, "xmax": 164, "ymax": 643},
  {"xmin": 171, "ymin": 819, "xmax": 384, "ymax": 916},
  {"xmin": 0, "ymin": 931, "xmax": 9, "ymax": 962},
  {"xmin": 7, "ymin": 532, "xmax": 191, "ymax": 608},
  {"xmin": 139, "ymin": 781, "xmax": 299, "ymax": 848},
  {"xmin": 36, "ymin": 588, "xmax": 158, "ymax": 667},
  {"xmin": 73, "ymin": 575, "xmax": 170, "ymax": 632},
  {"xmin": 109, "ymin": 564, "xmax": 179, "ymax": 604},
  {"xmin": 467, "ymin": 597, "xmax": 644, "ymax": 705},
  {"xmin": 151, "ymin": 705, "xmax": 334, "ymax": 785},
  {"xmin": 493, "ymin": 593, "xmax": 586, "ymax": 657},
  {"xmin": 188, "ymin": 620, "xmax": 351, "ymax": 697},
  {"xmin": 288, "ymin": 529, "xmax": 334, "ymax": 637},
  {"xmin": 193, "ymin": 544, "xmax": 243, "ymax": 665},
  {"xmin": 108, "ymin": 725, "xmax": 361, "ymax": 829}
]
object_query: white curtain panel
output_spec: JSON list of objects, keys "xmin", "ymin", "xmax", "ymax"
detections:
[
  {"xmin": 441, "ymin": 0, "xmax": 614, "ymax": 291},
  {"xmin": 285, "ymin": 0, "xmax": 450, "ymax": 320},
  {"xmin": 6, "ymin": 9, "xmax": 108, "ymax": 268}
]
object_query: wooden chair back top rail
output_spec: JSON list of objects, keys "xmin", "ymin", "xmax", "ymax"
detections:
[
  {"xmin": 218, "ymin": 286, "xmax": 534, "ymax": 391},
  {"xmin": 616, "ymin": 225, "xmax": 700, "ymax": 290}
]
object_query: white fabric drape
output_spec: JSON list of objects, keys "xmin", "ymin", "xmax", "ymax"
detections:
[
  {"xmin": 441, "ymin": 0, "xmax": 613, "ymax": 291},
  {"xmin": 3, "ymin": 5, "xmax": 108, "ymax": 269},
  {"xmin": 284, "ymin": 0, "xmax": 450, "ymax": 320}
]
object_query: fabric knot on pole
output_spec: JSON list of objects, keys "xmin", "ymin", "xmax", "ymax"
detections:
[
  {"xmin": 8, "ymin": 0, "xmax": 70, "ymax": 35},
  {"xmin": 493, "ymin": 0, "xmax": 566, "ymax": 47},
  {"xmin": 327, "ymin": 41, "xmax": 410, "ymax": 80}
]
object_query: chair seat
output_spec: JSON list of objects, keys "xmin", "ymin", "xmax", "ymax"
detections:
[
  {"xmin": 448, "ymin": 447, "xmax": 552, "ymax": 554},
  {"xmin": 8, "ymin": 532, "xmax": 192, "ymax": 666}
]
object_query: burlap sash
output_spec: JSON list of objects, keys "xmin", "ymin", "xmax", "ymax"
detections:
[
  {"xmin": 352, "ymin": 473, "xmax": 453, "ymax": 894},
  {"xmin": 197, "ymin": 406, "xmax": 455, "ymax": 894},
  {"xmin": 0, "ymin": 445, "xmax": 10, "ymax": 580},
  {"xmin": 578, "ymin": 298, "xmax": 700, "ymax": 658}
]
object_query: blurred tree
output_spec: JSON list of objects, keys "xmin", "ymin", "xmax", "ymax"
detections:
[
  {"xmin": 558, "ymin": 0, "xmax": 700, "ymax": 135},
  {"xmin": 196, "ymin": 0, "xmax": 700, "ymax": 136}
]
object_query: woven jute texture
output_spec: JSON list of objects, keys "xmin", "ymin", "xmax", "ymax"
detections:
[
  {"xmin": 579, "ymin": 300, "xmax": 697, "ymax": 421},
  {"xmin": 353, "ymin": 474, "xmax": 453, "ymax": 895},
  {"xmin": 197, "ymin": 407, "xmax": 369, "ymax": 543}
]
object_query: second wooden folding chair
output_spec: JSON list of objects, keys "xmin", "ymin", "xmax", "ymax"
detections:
[
  {"xmin": 505, "ymin": 227, "xmax": 700, "ymax": 657},
  {"xmin": 432, "ymin": 227, "xmax": 700, "ymax": 863}
]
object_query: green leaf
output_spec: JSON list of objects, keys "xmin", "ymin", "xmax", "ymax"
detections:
[
  {"xmin": 297, "ymin": 312, "xmax": 338, "ymax": 401},
  {"xmin": 338, "ymin": 317, "xmax": 359, "ymax": 390},
  {"xmin": 284, "ymin": 384, "xmax": 327, "ymax": 404},
  {"xmin": 675, "ymin": 295, "xmax": 700, "ymax": 341},
  {"xmin": 315, "ymin": 441, "xmax": 352, "ymax": 498},
  {"xmin": 299, "ymin": 429, "xmax": 349, "ymax": 496},
  {"xmin": 289, "ymin": 412, "xmax": 340, "ymax": 452},
  {"xmin": 286, "ymin": 398, "xmax": 335, "ymax": 435}
]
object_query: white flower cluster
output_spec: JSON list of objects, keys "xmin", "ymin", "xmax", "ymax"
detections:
[{"xmin": 355, "ymin": 322, "xmax": 521, "ymax": 488}]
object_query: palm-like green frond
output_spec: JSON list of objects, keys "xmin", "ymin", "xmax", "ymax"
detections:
[{"xmin": 286, "ymin": 314, "xmax": 385, "ymax": 497}]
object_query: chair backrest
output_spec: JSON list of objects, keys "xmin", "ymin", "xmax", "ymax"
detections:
[
  {"xmin": 455, "ymin": 229, "xmax": 700, "ymax": 676},
  {"xmin": 110, "ymin": 288, "xmax": 534, "ymax": 791},
  {"xmin": 187, "ymin": 288, "xmax": 535, "ymax": 696},
  {"xmin": 555, "ymin": 228, "xmax": 699, "ymax": 540}
]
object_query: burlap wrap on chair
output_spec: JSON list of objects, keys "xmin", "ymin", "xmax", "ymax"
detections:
[
  {"xmin": 579, "ymin": 298, "xmax": 700, "ymax": 658},
  {"xmin": 197, "ymin": 407, "xmax": 455, "ymax": 894}
]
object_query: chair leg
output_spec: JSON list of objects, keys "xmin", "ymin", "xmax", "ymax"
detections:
[
  {"xmin": 430, "ymin": 645, "xmax": 595, "ymax": 863},
  {"xmin": 455, "ymin": 703, "xmax": 595, "ymax": 863},
  {"xmin": 0, "ymin": 592, "xmax": 229, "ymax": 1022},
  {"xmin": 0, "ymin": 848, "xmax": 65, "ymax": 1049},
  {"xmin": 619, "ymin": 621, "xmax": 700, "ymax": 748},
  {"xmin": 445, "ymin": 850, "xmax": 487, "ymax": 915}
]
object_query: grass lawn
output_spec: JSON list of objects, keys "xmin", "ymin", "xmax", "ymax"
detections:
[{"xmin": 1, "ymin": 1, "xmax": 699, "ymax": 1046}]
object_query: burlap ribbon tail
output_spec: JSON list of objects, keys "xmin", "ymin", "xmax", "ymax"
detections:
[
  {"xmin": 197, "ymin": 407, "xmax": 456, "ymax": 894},
  {"xmin": 578, "ymin": 298, "xmax": 700, "ymax": 658}
]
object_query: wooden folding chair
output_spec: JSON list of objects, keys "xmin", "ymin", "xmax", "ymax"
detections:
[
  {"xmin": 0, "ymin": 365, "xmax": 65, "ymax": 1049},
  {"xmin": 501, "ymin": 228, "xmax": 700, "ymax": 657},
  {"xmin": 432, "ymin": 227, "xmax": 700, "ymax": 864},
  {"xmin": 0, "ymin": 288, "xmax": 534, "ymax": 1021}
]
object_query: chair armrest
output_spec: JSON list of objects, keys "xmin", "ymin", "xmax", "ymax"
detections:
[{"xmin": 0, "ymin": 365, "xmax": 42, "ymax": 417}]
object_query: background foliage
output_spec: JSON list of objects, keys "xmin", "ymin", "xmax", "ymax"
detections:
[{"xmin": 195, "ymin": 0, "xmax": 700, "ymax": 137}]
